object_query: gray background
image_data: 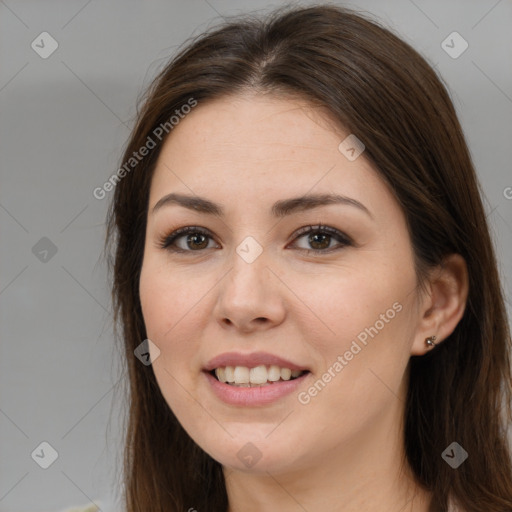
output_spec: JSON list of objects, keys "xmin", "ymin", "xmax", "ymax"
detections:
[{"xmin": 1, "ymin": 0, "xmax": 511, "ymax": 511}]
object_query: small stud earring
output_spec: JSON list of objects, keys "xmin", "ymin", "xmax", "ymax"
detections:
[{"xmin": 425, "ymin": 335, "xmax": 437, "ymax": 348}]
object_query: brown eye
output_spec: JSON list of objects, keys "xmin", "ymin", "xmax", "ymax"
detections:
[
  {"xmin": 160, "ymin": 226, "xmax": 218, "ymax": 253},
  {"xmin": 184, "ymin": 232, "xmax": 209, "ymax": 250},
  {"xmin": 159, "ymin": 224, "xmax": 351, "ymax": 255},
  {"xmin": 307, "ymin": 232, "xmax": 331, "ymax": 250},
  {"xmin": 290, "ymin": 224, "xmax": 352, "ymax": 254}
]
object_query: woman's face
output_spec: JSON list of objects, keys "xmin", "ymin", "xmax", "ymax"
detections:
[{"xmin": 139, "ymin": 93, "xmax": 426, "ymax": 474}]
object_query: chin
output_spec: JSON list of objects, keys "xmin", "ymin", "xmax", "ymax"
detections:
[{"xmin": 196, "ymin": 433, "xmax": 306, "ymax": 474}]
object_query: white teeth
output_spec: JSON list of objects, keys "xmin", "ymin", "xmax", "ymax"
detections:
[
  {"xmin": 249, "ymin": 365, "xmax": 268, "ymax": 384},
  {"xmin": 233, "ymin": 366, "xmax": 250, "ymax": 384},
  {"xmin": 224, "ymin": 366, "xmax": 235, "ymax": 382},
  {"xmin": 280, "ymin": 368, "xmax": 292, "ymax": 381},
  {"xmin": 267, "ymin": 365, "xmax": 281, "ymax": 381},
  {"xmin": 213, "ymin": 365, "xmax": 305, "ymax": 385},
  {"xmin": 215, "ymin": 367, "xmax": 227, "ymax": 383}
]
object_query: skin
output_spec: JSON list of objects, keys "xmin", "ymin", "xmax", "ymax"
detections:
[{"xmin": 139, "ymin": 93, "xmax": 468, "ymax": 512}]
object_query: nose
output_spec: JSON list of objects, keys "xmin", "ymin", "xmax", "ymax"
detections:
[{"xmin": 213, "ymin": 247, "xmax": 286, "ymax": 333}]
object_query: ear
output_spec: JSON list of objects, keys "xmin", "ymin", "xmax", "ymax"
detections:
[{"xmin": 410, "ymin": 254, "xmax": 469, "ymax": 356}]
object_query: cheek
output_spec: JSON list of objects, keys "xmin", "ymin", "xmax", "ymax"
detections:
[
  {"xmin": 297, "ymin": 265, "xmax": 415, "ymax": 399},
  {"xmin": 139, "ymin": 261, "xmax": 205, "ymax": 419},
  {"xmin": 139, "ymin": 255, "xmax": 208, "ymax": 340},
  {"xmin": 139, "ymin": 259, "xmax": 198, "ymax": 389},
  {"xmin": 297, "ymin": 264, "xmax": 410, "ymax": 346}
]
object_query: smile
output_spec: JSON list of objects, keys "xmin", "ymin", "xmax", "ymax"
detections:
[
  {"xmin": 203, "ymin": 351, "xmax": 311, "ymax": 405},
  {"xmin": 204, "ymin": 368, "xmax": 310, "ymax": 406},
  {"xmin": 212, "ymin": 365, "xmax": 307, "ymax": 387}
]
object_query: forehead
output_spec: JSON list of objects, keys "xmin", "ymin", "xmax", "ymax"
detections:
[{"xmin": 148, "ymin": 93, "xmax": 389, "ymax": 214}]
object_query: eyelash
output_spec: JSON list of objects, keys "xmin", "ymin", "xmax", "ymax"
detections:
[{"xmin": 157, "ymin": 224, "xmax": 352, "ymax": 255}]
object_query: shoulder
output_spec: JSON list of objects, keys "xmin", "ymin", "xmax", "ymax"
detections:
[
  {"xmin": 60, "ymin": 497, "xmax": 118, "ymax": 512},
  {"xmin": 61, "ymin": 506, "xmax": 99, "ymax": 512},
  {"xmin": 448, "ymin": 496, "xmax": 466, "ymax": 512}
]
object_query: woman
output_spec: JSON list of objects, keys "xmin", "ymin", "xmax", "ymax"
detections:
[{"xmin": 101, "ymin": 4, "xmax": 512, "ymax": 512}]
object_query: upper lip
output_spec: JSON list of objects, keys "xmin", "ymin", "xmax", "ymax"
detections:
[{"xmin": 203, "ymin": 352, "xmax": 309, "ymax": 372}]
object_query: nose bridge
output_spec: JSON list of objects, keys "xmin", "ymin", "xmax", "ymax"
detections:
[
  {"xmin": 226, "ymin": 238, "xmax": 270, "ymax": 298},
  {"xmin": 214, "ymin": 237, "xmax": 284, "ymax": 329}
]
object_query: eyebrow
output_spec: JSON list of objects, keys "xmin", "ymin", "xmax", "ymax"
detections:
[{"xmin": 151, "ymin": 192, "xmax": 373, "ymax": 219}]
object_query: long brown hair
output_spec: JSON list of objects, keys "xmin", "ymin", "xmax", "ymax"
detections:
[{"xmin": 106, "ymin": 5, "xmax": 512, "ymax": 511}]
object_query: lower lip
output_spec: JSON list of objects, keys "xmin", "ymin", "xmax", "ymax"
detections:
[{"xmin": 204, "ymin": 371, "xmax": 310, "ymax": 406}]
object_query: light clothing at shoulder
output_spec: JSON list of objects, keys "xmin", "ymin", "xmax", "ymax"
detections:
[
  {"xmin": 62, "ymin": 496, "xmax": 462, "ymax": 512},
  {"xmin": 61, "ymin": 505, "xmax": 99, "ymax": 512},
  {"xmin": 448, "ymin": 495, "xmax": 465, "ymax": 512}
]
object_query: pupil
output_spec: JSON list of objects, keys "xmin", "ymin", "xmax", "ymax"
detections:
[
  {"xmin": 188, "ymin": 233, "xmax": 208, "ymax": 250},
  {"xmin": 309, "ymin": 233, "xmax": 330, "ymax": 250}
]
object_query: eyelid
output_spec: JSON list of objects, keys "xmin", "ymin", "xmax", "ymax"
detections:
[
  {"xmin": 287, "ymin": 224, "xmax": 352, "ymax": 253},
  {"xmin": 158, "ymin": 224, "xmax": 352, "ymax": 254},
  {"xmin": 157, "ymin": 226, "xmax": 217, "ymax": 252}
]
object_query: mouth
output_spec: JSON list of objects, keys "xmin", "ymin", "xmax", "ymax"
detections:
[
  {"xmin": 203, "ymin": 352, "xmax": 311, "ymax": 405},
  {"xmin": 209, "ymin": 365, "xmax": 310, "ymax": 387}
]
